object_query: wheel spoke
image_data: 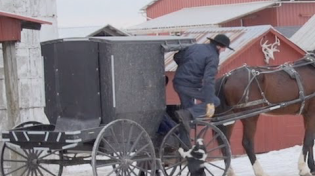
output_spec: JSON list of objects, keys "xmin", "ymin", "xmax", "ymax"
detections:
[
  {"xmin": 172, "ymin": 133, "xmax": 190, "ymax": 150},
  {"xmin": 121, "ymin": 122, "xmax": 126, "ymax": 155},
  {"xmin": 205, "ymin": 166, "xmax": 215, "ymax": 176},
  {"xmin": 20, "ymin": 167, "xmax": 28, "ymax": 176},
  {"xmin": 5, "ymin": 145, "xmax": 28, "ymax": 159},
  {"xmin": 207, "ymin": 144, "xmax": 225, "ymax": 153},
  {"xmin": 38, "ymin": 165, "xmax": 57, "ymax": 176},
  {"xmin": 106, "ymin": 165, "xmax": 122, "ymax": 175},
  {"xmin": 96, "ymin": 150, "xmax": 120, "ymax": 161},
  {"xmin": 205, "ymin": 133, "xmax": 220, "ymax": 148},
  {"xmin": 101, "ymin": 138, "xmax": 120, "ymax": 157},
  {"xmin": 129, "ymin": 164, "xmax": 152, "ymax": 174},
  {"xmin": 4, "ymin": 164, "xmax": 27, "ymax": 176},
  {"xmin": 38, "ymin": 150, "xmax": 58, "ymax": 160},
  {"xmin": 96, "ymin": 161, "xmax": 121, "ymax": 168},
  {"xmin": 176, "ymin": 164, "xmax": 188, "ymax": 173},
  {"xmin": 26, "ymin": 168, "xmax": 31, "ymax": 176},
  {"xmin": 3, "ymin": 159, "xmax": 27, "ymax": 163},
  {"xmin": 23, "ymin": 149, "xmax": 30, "ymax": 157},
  {"xmin": 130, "ymin": 143, "xmax": 150, "ymax": 159},
  {"xmin": 128, "ymin": 166, "xmax": 138, "ymax": 176},
  {"xmin": 205, "ymin": 162, "xmax": 225, "ymax": 170},
  {"xmin": 126, "ymin": 125, "xmax": 134, "ymax": 153},
  {"xmin": 36, "ymin": 167, "xmax": 44, "ymax": 176},
  {"xmin": 128, "ymin": 131, "xmax": 145, "ymax": 153},
  {"xmin": 197, "ymin": 126, "xmax": 209, "ymax": 139}
]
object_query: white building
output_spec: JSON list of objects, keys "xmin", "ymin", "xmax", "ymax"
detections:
[{"xmin": 0, "ymin": 0, "xmax": 58, "ymax": 132}]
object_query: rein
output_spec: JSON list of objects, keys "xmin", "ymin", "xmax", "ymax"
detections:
[{"xmin": 216, "ymin": 54, "xmax": 315, "ymax": 116}]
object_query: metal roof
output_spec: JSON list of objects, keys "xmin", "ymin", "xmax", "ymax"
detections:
[
  {"xmin": 290, "ymin": 14, "xmax": 315, "ymax": 52},
  {"xmin": 165, "ymin": 25, "xmax": 273, "ymax": 71},
  {"xmin": 129, "ymin": 1, "xmax": 276, "ymax": 33},
  {"xmin": 0, "ymin": 10, "xmax": 51, "ymax": 30},
  {"xmin": 141, "ymin": 0, "xmax": 160, "ymax": 11},
  {"xmin": 87, "ymin": 24, "xmax": 130, "ymax": 37}
]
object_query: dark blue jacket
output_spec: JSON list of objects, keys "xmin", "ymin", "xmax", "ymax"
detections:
[{"xmin": 173, "ymin": 43, "xmax": 220, "ymax": 105}]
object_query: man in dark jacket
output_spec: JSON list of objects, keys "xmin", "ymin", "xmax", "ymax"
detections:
[{"xmin": 173, "ymin": 34, "xmax": 234, "ymax": 146}]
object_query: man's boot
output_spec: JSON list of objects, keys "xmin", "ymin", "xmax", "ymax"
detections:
[
  {"xmin": 174, "ymin": 109, "xmax": 192, "ymax": 133},
  {"xmin": 174, "ymin": 109, "xmax": 193, "ymax": 148}
]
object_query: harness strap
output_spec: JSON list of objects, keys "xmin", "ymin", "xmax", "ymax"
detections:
[
  {"xmin": 235, "ymin": 67, "xmax": 271, "ymax": 108},
  {"xmin": 305, "ymin": 54, "xmax": 315, "ymax": 68},
  {"xmin": 282, "ymin": 64, "xmax": 305, "ymax": 114}
]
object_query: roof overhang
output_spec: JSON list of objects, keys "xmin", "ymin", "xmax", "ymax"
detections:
[
  {"xmin": 87, "ymin": 24, "xmax": 130, "ymax": 37},
  {"xmin": 290, "ymin": 14, "xmax": 315, "ymax": 52},
  {"xmin": 0, "ymin": 10, "xmax": 52, "ymax": 30},
  {"xmin": 129, "ymin": 1, "xmax": 277, "ymax": 34}
]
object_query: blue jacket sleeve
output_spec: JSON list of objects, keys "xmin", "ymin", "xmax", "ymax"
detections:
[{"xmin": 202, "ymin": 55, "xmax": 219, "ymax": 104}]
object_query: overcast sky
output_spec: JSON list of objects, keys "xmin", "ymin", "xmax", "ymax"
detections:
[{"xmin": 56, "ymin": 0, "xmax": 152, "ymax": 29}]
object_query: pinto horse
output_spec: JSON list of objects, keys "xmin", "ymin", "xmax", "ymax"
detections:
[{"xmin": 214, "ymin": 54, "xmax": 315, "ymax": 176}]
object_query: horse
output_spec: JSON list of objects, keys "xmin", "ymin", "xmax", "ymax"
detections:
[{"xmin": 214, "ymin": 54, "xmax": 315, "ymax": 176}]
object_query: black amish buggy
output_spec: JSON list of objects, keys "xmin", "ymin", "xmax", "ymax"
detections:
[{"xmin": 0, "ymin": 36, "xmax": 232, "ymax": 176}]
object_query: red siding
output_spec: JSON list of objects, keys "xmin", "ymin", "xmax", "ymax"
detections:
[
  {"xmin": 0, "ymin": 17, "xmax": 21, "ymax": 41},
  {"xmin": 219, "ymin": 32, "xmax": 305, "ymax": 76},
  {"xmin": 277, "ymin": 3, "xmax": 315, "ymax": 26},
  {"xmin": 146, "ymin": 1, "xmax": 315, "ymax": 28},
  {"xmin": 146, "ymin": 0, "xmax": 271, "ymax": 19}
]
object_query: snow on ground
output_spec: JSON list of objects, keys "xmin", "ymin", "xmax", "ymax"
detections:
[{"xmin": 63, "ymin": 145, "xmax": 303, "ymax": 176}]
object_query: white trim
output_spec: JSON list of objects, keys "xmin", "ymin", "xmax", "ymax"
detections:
[
  {"xmin": 65, "ymin": 131, "xmax": 81, "ymax": 135},
  {"xmin": 2, "ymin": 138, "xmax": 10, "ymax": 142},
  {"xmin": 33, "ymin": 147, "xmax": 50, "ymax": 151},
  {"xmin": 23, "ymin": 132, "xmax": 30, "ymax": 141},
  {"xmin": 12, "ymin": 132, "xmax": 18, "ymax": 141},
  {"xmin": 111, "ymin": 55, "xmax": 116, "ymax": 108},
  {"xmin": 45, "ymin": 132, "xmax": 49, "ymax": 142},
  {"xmin": 2, "ymin": 131, "xmax": 9, "ymax": 134},
  {"xmin": 56, "ymin": 132, "xmax": 62, "ymax": 142},
  {"xmin": 65, "ymin": 139, "xmax": 82, "ymax": 143},
  {"xmin": 62, "ymin": 143, "xmax": 78, "ymax": 150},
  {"xmin": 28, "ymin": 131, "xmax": 46, "ymax": 135}
]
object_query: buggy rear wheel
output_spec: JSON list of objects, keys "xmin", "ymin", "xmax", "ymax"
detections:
[
  {"xmin": 1, "ymin": 121, "xmax": 64, "ymax": 176},
  {"xmin": 92, "ymin": 119, "xmax": 156, "ymax": 176},
  {"xmin": 160, "ymin": 120, "xmax": 231, "ymax": 176},
  {"xmin": 0, "ymin": 143, "xmax": 64, "ymax": 176}
]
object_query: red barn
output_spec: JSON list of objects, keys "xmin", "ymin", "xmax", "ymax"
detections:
[
  {"xmin": 128, "ymin": 1, "xmax": 315, "ymax": 35},
  {"xmin": 164, "ymin": 25, "xmax": 306, "ymax": 154}
]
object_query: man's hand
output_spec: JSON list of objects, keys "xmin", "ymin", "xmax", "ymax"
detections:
[{"xmin": 206, "ymin": 103, "xmax": 215, "ymax": 118}]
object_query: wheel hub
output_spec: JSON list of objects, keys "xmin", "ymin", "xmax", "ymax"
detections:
[
  {"xmin": 27, "ymin": 153, "xmax": 39, "ymax": 170},
  {"xmin": 121, "ymin": 156, "xmax": 133, "ymax": 168}
]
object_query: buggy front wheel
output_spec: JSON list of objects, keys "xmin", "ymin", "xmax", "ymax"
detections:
[
  {"xmin": 160, "ymin": 120, "xmax": 231, "ymax": 176},
  {"xmin": 92, "ymin": 119, "xmax": 156, "ymax": 176}
]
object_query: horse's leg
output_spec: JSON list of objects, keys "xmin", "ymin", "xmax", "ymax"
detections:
[
  {"xmin": 298, "ymin": 111, "xmax": 315, "ymax": 176},
  {"xmin": 241, "ymin": 115, "xmax": 269, "ymax": 176},
  {"xmin": 217, "ymin": 124, "xmax": 236, "ymax": 176}
]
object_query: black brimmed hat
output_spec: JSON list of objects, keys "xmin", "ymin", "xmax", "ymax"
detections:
[{"xmin": 208, "ymin": 34, "xmax": 234, "ymax": 51}]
